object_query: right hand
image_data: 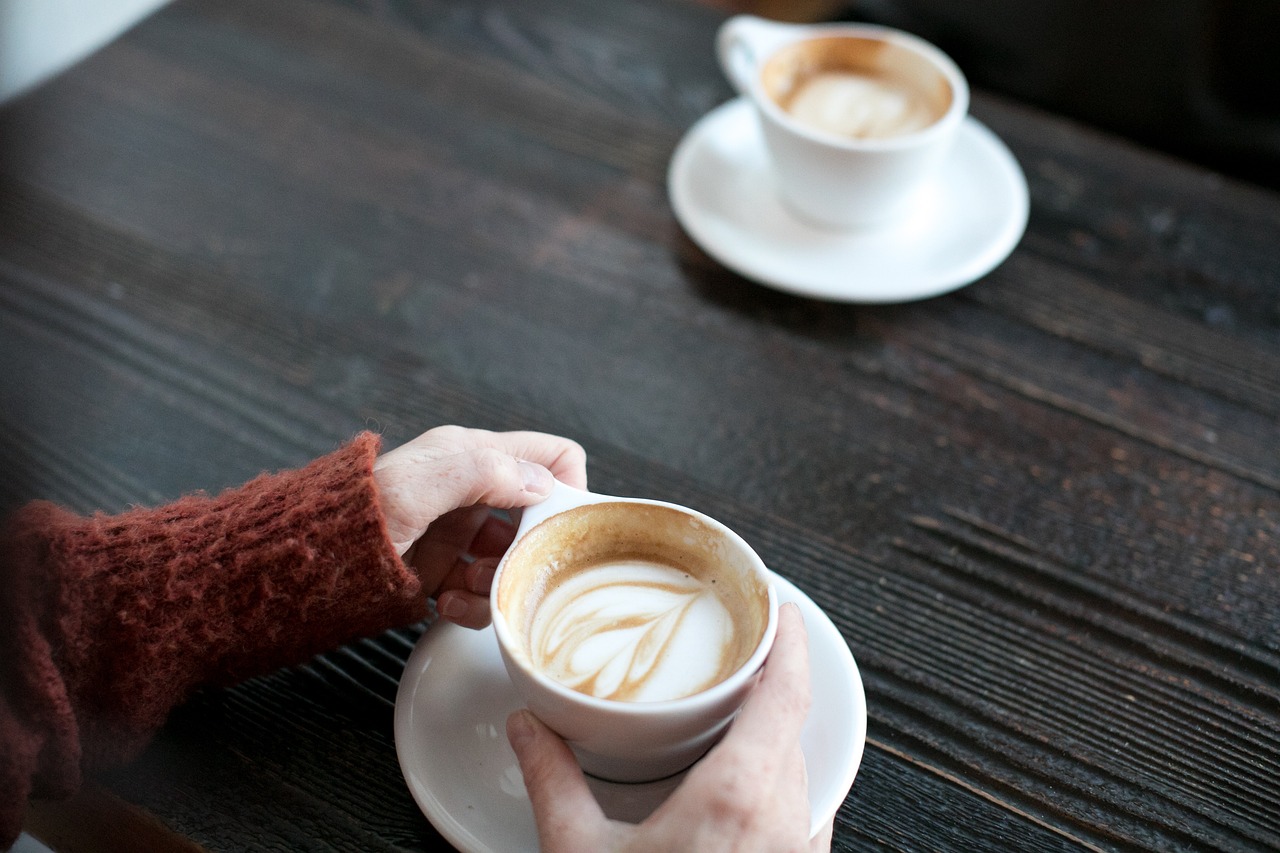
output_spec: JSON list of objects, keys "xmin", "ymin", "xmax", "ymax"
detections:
[{"xmin": 506, "ymin": 602, "xmax": 832, "ymax": 852}]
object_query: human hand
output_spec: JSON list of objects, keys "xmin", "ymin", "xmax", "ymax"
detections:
[
  {"xmin": 372, "ymin": 425, "xmax": 587, "ymax": 628},
  {"xmin": 507, "ymin": 602, "xmax": 831, "ymax": 853}
]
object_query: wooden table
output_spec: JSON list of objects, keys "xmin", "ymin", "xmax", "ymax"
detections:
[{"xmin": 4, "ymin": 0, "xmax": 1278, "ymax": 850}]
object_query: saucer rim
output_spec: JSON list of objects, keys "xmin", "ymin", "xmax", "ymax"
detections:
[
  {"xmin": 667, "ymin": 96, "xmax": 1030, "ymax": 304},
  {"xmin": 394, "ymin": 571, "xmax": 866, "ymax": 853}
]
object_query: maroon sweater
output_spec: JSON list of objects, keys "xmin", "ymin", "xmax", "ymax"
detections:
[{"xmin": 0, "ymin": 433, "xmax": 425, "ymax": 847}]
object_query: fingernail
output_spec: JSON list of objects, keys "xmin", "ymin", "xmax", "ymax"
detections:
[
  {"xmin": 439, "ymin": 595, "xmax": 467, "ymax": 620},
  {"xmin": 507, "ymin": 710, "xmax": 535, "ymax": 749},
  {"xmin": 519, "ymin": 461, "xmax": 554, "ymax": 495},
  {"xmin": 467, "ymin": 560, "xmax": 497, "ymax": 593}
]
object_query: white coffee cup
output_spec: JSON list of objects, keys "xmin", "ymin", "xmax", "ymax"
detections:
[
  {"xmin": 717, "ymin": 15, "xmax": 969, "ymax": 228},
  {"xmin": 490, "ymin": 482, "xmax": 779, "ymax": 783}
]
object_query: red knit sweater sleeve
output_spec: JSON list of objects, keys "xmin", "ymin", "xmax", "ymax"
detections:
[{"xmin": 0, "ymin": 432, "xmax": 425, "ymax": 846}]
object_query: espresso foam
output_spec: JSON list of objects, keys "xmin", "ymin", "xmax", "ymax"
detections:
[
  {"xmin": 785, "ymin": 71, "xmax": 937, "ymax": 139},
  {"xmin": 761, "ymin": 35, "xmax": 952, "ymax": 142},
  {"xmin": 496, "ymin": 501, "xmax": 770, "ymax": 704},
  {"xmin": 529, "ymin": 559, "xmax": 739, "ymax": 702}
]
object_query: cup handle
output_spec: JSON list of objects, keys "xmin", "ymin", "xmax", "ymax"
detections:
[
  {"xmin": 513, "ymin": 480, "xmax": 606, "ymax": 538},
  {"xmin": 716, "ymin": 15, "xmax": 796, "ymax": 96}
]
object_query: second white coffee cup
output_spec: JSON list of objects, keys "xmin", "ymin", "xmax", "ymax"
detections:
[
  {"xmin": 491, "ymin": 482, "xmax": 779, "ymax": 783},
  {"xmin": 717, "ymin": 15, "xmax": 969, "ymax": 228}
]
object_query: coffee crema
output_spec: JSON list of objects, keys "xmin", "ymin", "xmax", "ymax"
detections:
[
  {"xmin": 530, "ymin": 559, "xmax": 739, "ymax": 702},
  {"xmin": 496, "ymin": 502, "xmax": 770, "ymax": 704},
  {"xmin": 785, "ymin": 71, "xmax": 937, "ymax": 140},
  {"xmin": 762, "ymin": 35, "xmax": 952, "ymax": 141}
]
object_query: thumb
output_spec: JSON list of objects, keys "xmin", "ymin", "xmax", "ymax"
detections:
[{"xmin": 507, "ymin": 710, "xmax": 604, "ymax": 850}]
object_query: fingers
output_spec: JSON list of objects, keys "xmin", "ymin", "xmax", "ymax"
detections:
[
  {"xmin": 435, "ymin": 589, "xmax": 490, "ymax": 629},
  {"xmin": 641, "ymin": 603, "xmax": 810, "ymax": 848},
  {"xmin": 434, "ymin": 559, "xmax": 498, "ymax": 628},
  {"xmin": 503, "ymin": 606, "xmax": 815, "ymax": 853},
  {"xmin": 811, "ymin": 817, "xmax": 835, "ymax": 853},
  {"xmin": 448, "ymin": 557, "xmax": 499, "ymax": 597},
  {"xmin": 373, "ymin": 426, "xmax": 587, "ymax": 554},
  {"xmin": 506, "ymin": 710, "xmax": 604, "ymax": 851},
  {"xmin": 409, "ymin": 507, "xmax": 512, "ymax": 583},
  {"xmin": 470, "ymin": 513, "xmax": 518, "ymax": 558},
  {"xmin": 423, "ymin": 426, "xmax": 587, "ymax": 512},
  {"xmin": 408, "ymin": 506, "xmax": 495, "ymax": 587},
  {"xmin": 723, "ymin": 602, "xmax": 811, "ymax": 757},
  {"xmin": 485, "ymin": 430, "xmax": 589, "ymax": 491},
  {"xmin": 436, "ymin": 445, "xmax": 557, "ymax": 512},
  {"xmin": 414, "ymin": 509, "xmax": 505, "ymax": 629},
  {"xmin": 682, "ymin": 602, "xmax": 810, "ymax": 812}
]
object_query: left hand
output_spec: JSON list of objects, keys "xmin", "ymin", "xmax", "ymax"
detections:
[{"xmin": 372, "ymin": 425, "xmax": 587, "ymax": 628}]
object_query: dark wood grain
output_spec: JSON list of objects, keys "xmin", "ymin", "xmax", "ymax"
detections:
[{"xmin": 3, "ymin": 0, "xmax": 1278, "ymax": 850}]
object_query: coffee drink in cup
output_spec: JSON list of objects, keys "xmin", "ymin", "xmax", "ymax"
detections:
[
  {"xmin": 718, "ymin": 16, "xmax": 969, "ymax": 227},
  {"xmin": 761, "ymin": 36, "xmax": 954, "ymax": 141},
  {"xmin": 491, "ymin": 486, "xmax": 778, "ymax": 782},
  {"xmin": 496, "ymin": 501, "xmax": 771, "ymax": 703}
]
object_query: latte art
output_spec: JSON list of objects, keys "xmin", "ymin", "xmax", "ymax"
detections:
[
  {"xmin": 784, "ymin": 71, "xmax": 936, "ymax": 140},
  {"xmin": 530, "ymin": 560, "xmax": 738, "ymax": 702},
  {"xmin": 495, "ymin": 500, "xmax": 771, "ymax": 714},
  {"xmin": 758, "ymin": 34, "xmax": 953, "ymax": 150},
  {"xmin": 492, "ymin": 494, "xmax": 777, "ymax": 783}
]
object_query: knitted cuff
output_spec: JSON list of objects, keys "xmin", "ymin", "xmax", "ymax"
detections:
[{"xmin": 0, "ymin": 432, "xmax": 422, "ymax": 808}]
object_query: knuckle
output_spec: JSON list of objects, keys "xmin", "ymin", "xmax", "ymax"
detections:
[
  {"xmin": 560, "ymin": 439, "xmax": 587, "ymax": 465},
  {"xmin": 427, "ymin": 424, "xmax": 469, "ymax": 444},
  {"xmin": 704, "ymin": 774, "xmax": 763, "ymax": 832},
  {"xmin": 471, "ymin": 447, "xmax": 513, "ymax": 481}
]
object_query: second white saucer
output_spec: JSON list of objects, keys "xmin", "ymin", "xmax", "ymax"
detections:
[
  {"xmin": 394, "ymin": 572, "xmax": 866, "ymax": 853},
  {"xmin": 668, "ymin": 97, "xmax": 1029, "ymax": 303}
]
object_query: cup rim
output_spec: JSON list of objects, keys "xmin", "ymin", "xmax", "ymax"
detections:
[
  {"xmin": 490, "ymin": 495, "xmax": 780, "ymax": 714},
  {"xmin": 747, "ymin": 22, "xmax": 970, "ymax": 152}
]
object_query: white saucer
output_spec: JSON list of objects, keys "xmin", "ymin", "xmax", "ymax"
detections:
[
  {"xmin": 668, "ymin": 97, "xmax": 1029, "ymax": 303},
  {"xmin": 394, "ymin": 572, "xmax": 867, "ymax": 853}
]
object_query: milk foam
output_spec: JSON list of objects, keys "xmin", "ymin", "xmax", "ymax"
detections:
[
  {"xmin": 785, "ymin": 71, "xmax": 936, "ymax": 140},
  {"xmin": 529, "ymin": 560, "xmax": 737, "ymax": 702}
]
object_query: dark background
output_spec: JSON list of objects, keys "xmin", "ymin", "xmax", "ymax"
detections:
[{"xmin": 716, "ymin": 0, "xmax": 1280, "ymax": 190}]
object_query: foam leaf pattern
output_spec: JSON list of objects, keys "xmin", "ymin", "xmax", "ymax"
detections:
[{"xmin": 529, "ymin": 562, "xmax": 735, "ymax": 702}]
